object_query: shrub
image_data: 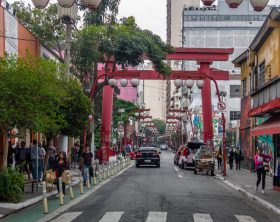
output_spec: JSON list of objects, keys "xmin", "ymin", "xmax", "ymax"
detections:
[{"xmin": 0, "ymin": 168, "xmax": 24, "ymax": 203}]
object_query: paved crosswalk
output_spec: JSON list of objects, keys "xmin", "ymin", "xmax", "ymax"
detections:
[{"xmin": 53, "ymin": 212, "xmax": 258, "ymax": 222}]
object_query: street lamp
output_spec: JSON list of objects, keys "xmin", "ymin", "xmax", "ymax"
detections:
[
  {"xmin": 196, "ymin": 80, "xmax": 205, "ymax": 89},
  {"xmin": 120, "ymin": 78, "xmax": 128, "ymax": 87},
  {"xmin": 108, "ymin": 78, "xmax": 118, "ymax": 87},
  {"xmin": 225, "ymin": 0, "xmax": 243, "ymax": 8},
  {"xmin": 131, "ymin": 78, "xmax": 140, "ymax": 87},
  {"xmin": 31, "ymin": 0, "xmax": 102, "ymax": 9}
]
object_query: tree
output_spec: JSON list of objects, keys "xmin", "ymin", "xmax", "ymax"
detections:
[
  {"xmin": 152, "ymin": 119, "xmax": 166, "ymax": 135},
  {"xmin": 12, "ymin": 1, "xmax": 65, "ymax": 59},
  {"xmin": 0, "ymin": 56, "xmax": 91, "ymax": 170}
]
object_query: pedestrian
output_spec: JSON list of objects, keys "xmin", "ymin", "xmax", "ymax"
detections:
[
  {"xmin": 39, "ymin": 143, "xmax": 46, "ymax": 181},
  {"xmin": 70, "ymin": 143, "xmax": 79, "ymax": 169},
  {"xmin": 48, "ymin": 144, "xmax": 57, "ymax": 170},
  {"xmin": 254, "ymin": 147, "xmax": 271, "ymax": 194},
  {"xmin": 216, "ymin": 146, "xmax": 223, "ymax": 170},
  {"xmin": 15, "ymin": 141, "xmax": 31, "ymax": 179},
  {"xmin": 179, "ymin": 146, "xmax": 189, "ymax": 169},
  {"xmin": 228, "ymin": 147, "xmax": 235, "ymax": 170},
  {"xmin": 30, "ymin": 140, "xmax": 40, "ymax": 181},
  {"xmin": 234, "ymin": 146, "xmax": 243, "ymax": 170},
  {"xmin": 82, "ymin": 145, "xmax": 93, "ymax": 186},
  {"xmin": 53, "ymin": 151, "xmax": 69, "ymax": 197}
]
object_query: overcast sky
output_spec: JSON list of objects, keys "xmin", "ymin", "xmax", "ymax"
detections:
[{"xmin": 5, "ymin": 0, "xmax": 280, "ymax": 43}]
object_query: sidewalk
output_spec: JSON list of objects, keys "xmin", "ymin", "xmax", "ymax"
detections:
[
  {"xmin": 0, "ymin": 168, "xmax": 81, "ymax": 219},
  {"xmin": 215, "ymin": 164, "xmax": 280, "ymax": 216}
]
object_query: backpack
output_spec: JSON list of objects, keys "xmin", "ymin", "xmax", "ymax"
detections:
[{"xmin": 19, "ymin": 148, "xmax": 27, "ymax": 161}]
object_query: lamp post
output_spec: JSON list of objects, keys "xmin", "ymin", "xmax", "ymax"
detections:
[{"xmin": 31, "ymin": 0, "xmax": 102, "ymax": 153}]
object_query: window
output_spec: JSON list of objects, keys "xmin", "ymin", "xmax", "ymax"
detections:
[
  {"xmin": 242, "ymin": 78, "xmax": 247, "ymax": 97},
  {"xmin": 258, "ymin": 61, "xmax": 265, "ymax": 87},
  {"xmin": 230, "ymin": 111, "xmax": 241, "ymax": 121},
  {"xmin": 230, "ymin": 85, "xmax": 241, "ymax": 98}
]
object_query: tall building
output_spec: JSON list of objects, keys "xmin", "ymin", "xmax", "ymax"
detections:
[{"xmin": 167, "ymin": 0, "xmax": 273, "ymax": 143}]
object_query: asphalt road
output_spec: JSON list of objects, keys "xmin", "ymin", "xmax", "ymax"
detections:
[{"xmin": 49, "ymin": 151, "xmax": 280, "ymax": 222}]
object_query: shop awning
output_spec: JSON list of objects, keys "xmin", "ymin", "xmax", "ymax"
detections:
[{"xmin": 251, "ymin": 116, "xmax": 280, "ymax": 136}]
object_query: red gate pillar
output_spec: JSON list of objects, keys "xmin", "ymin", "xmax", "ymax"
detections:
[
  {"xmin": 200, "ymin": 63, "xmax": 213, "ymax": 144},
  {"xmin": 100, "ymin": 85, "xmax": 114, "ymax": 163}
]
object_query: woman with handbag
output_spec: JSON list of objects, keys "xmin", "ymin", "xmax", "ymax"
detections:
[
  {"xmin": 53, "ymin": 151, "xmax": 69, "ymax": 197},
  {"xmin": 254, "ymin": 147, "xmax": 271, "ymax": 194}
]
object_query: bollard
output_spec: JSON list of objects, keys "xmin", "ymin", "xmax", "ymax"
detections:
[
  {"xmin": 103, "ymin": 168, "xmax": 106, "ymax": 180},
  {"xmin": 99, "ymin": 170, "xmax": 102, "ymax": 182},
  {"xmin": 42, "ymin": 182, "xmax": 48, "ymax": 214},
  {"xmin": 68, "ymin": 175, "xmax": 74, "ymax": 199},
  {"xmin": 79, "ymin": 174, "xmax": 84, "ymax": 194},
  {"xmin": 59, "ymin": 177, "xmax": 64, "ymax": 205},
  {"xmin": 93, "ymin": 175, "xmax": 97, "ymax": 185},
  {"xmin": 86, "ymin": 168, "xmax": 91, "ymax": 189}
]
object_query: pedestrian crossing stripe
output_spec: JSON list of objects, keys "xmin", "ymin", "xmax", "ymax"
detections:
[
  {"xmin": 52, "ymin": 212, "xmax": 82, "ymax": 222},
  {"xmin": 52, "ymin": 212, "xmax": 258, "ymax": 222},
  {"xmin": 99, "ymin": 212, "xmax": 124, "ymax": 222},
  {"xmin": 235, "ymin": 215, "xmax": 257, "ymax": 222}
]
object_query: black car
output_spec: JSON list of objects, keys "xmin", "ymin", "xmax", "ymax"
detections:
[{"xmin": 135, "ymin": 147, "xmax": 160, "ymax": 168}]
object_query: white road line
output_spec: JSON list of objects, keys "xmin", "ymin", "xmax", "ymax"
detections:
[
  {"xmin": 52, "ymin": 212, "xmax": 83, "ymax": 222},
  {"xmin": 146, "ymin": 212, "xmax": 167, "ymax": 222},
  {"xmin": 235, "ymin": 215, "xmax": 257, "ymax": 222},
  {"xmin": 193, "ymin": 213, "xmax": 213, "ymax": 222},
  {"xmin": 178, "ymin": 174, "xmax": 183, "ymax": 178},
  {"xmin": 174, "ymin": 166, "xmax": 179, "ymax": 172},
  {"xmin": 99, "ymin": 212, "xmax": 124, "ymax": 222}
]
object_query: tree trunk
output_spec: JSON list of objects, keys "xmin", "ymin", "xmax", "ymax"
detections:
[{"xmin": 0, "ymin": 128, "xmax": 8, "ymax": 171}]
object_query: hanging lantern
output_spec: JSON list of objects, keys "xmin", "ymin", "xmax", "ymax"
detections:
[
  {"xmin": 174, "ymin": 79, "xmax": 183, "ymax": 89},
  {"xmin": 108, "ymin": 78, "xmax": 118, "ymax": 87},
  {"xmin": 83, "ymin": 0, "xmax": 102, "ymax": 10},
  {"xmin": 225, "ymin": 0, "xmax": 243, "ymax": 8},
  {"xmin": 196, "ymin": 80, "xmax": 205, "ymax": 89},
  {"xmin": 185, "ymin": 79, "xmax": 194, "ymax": 89},
  {"xmin": 250, "ymin": 0, "xmax": 269, "ymax": 12},
  {"xmin": 57, "ymin": 0, "xmax": 76, "ymax": 8},
  {"xmin": 120, "ymin": 78, "xmax": 128, "ymax": 87},
  {"xmin": 31, "ymin": 0, "xmax": 49, "ymax": 9},
  {"xmin": 131, "ymin": 78, "xmax": 140, "ymax": 87},
  {"xmin": 201, "ymin": 0, "xmax": 216, "ymax": 6}
]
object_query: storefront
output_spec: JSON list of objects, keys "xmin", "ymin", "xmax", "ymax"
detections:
[{"xmin": 251, "ymin": 115, "xmax": 280, "ymax": 190}]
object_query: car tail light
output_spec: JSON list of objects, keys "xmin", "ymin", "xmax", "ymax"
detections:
[{"xmin": 136, "ymin": 152, "xmax": 143, "ymax": 157}]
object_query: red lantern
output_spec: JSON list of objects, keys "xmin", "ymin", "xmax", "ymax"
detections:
[
  {"xmin": 201, "ymin": 0, "xmax": 216, "ymax": 6},
  {"xmin": 225, "ymin": 0, "xmax": 243, "ymax": 8},
  {"xmin": 250, "ymin": 0, "xmax": 269, "ymax": 12}
]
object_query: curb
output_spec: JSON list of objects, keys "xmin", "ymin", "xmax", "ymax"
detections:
[
  {"xmin": 215, "ymin": 174, "xmax": 280, "ymax": 216},
  {"xmin": 38, "ymin": 163, "xmax": 133, "ymax": 222}
]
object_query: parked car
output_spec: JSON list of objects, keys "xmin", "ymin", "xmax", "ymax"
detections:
[
  {"xmin": 160, "ymin": 144, "xmax": 168, "ymax": 150},
  {"xmin": 136, "ymin": 147, "xmax": 160, "ymax": 168},
  {"xmin": 181, "ymin": 142, "xmax": 205, "ymax": 169},
  {"xmin": 194, "ymin": 145, "xmax": 215, "ymax": 176}
]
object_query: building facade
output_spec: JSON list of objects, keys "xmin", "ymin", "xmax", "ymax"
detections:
[
  {"xmin": 233, "ymin": 8, "xmax": 280, "ymax": 190},
  {"xmin": 178, "ymin": 0, "xmax": 272, "ymax": 143}
]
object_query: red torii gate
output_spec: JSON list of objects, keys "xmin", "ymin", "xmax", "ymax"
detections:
[{"xmin": 95, "ymin": 48, "xmax": 233, "ymax": 163}]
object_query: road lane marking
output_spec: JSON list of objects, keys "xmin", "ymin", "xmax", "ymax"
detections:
[
  {"xmin": 0, "ymin": 214, "xmax": 4, "ymax": 218},
  {"xmin": 99, "ymin": 212, "xmax": 124, "ymax": 222},
  {"xmin": 52, "ymin": 212, "xmax": 82, "ymax": 222},
  {"xmin": 146, "ymin": 212, "xmax": 167, "ymax": 222},
  {"xmin": 193, "ymin": 213, "xmax": 213, "ymax": 222},
  {"xmin": 174, "ymin": 166, "xmax": 179, "ymax": 172},
  {"xmin": 235, "ymin": 215, "xmax": 257, "ymax": 222},
  {"xmin": 178, "ymin": 174, "xmax": 183, "ymax": 178}
]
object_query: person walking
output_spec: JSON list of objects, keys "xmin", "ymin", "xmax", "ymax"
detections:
[
  {"xmin": 254, "ymin": 147, "xmax": 271, "ymax": 194},
  {"xmin": 216, "ymin": 146, "xmax": 223, "ymax": 170},
  {"xmin": 70, "ymin": 143, "xmax": 79, "ymax": 169},
  {"xmin": 228, "ymin": 147, "xmax": 235, "ymax": 170},
  {"xmin": 30, "ymin": 140, "xmax": 40, "ymax": 180},
  {"xmin": 15, "ymin": 141, "xmax": 31, "ymax": 179},
  {"xmin": 53, "ymin": 151, "xmax": 69, "ymax": 197},
  {"xmin": 234, "ymin": 146, "xmax": 243, "ymax": 170},
  {"xmin": 48, "ymin": 144, "xmax": 56, "ymax": 170},
  {"xmin": 82, "ymin": 145, "xmax": 93, "ymax": 186}
]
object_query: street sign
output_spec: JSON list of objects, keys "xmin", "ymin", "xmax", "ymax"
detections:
[
  {"xmin": 117, "ymin": 124, "xmax": 124, "ymax": 132},
  {"xmin": 218, "ymin": 118, "xmax": 225, "ymax": 125},
  {"xmin": 217, "ymin": 102, "xmax": 226, "ymax": 111}
]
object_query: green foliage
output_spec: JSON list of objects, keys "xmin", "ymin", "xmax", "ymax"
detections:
[
  {"xmin": 152, "ymin": 119, "xmax": 166, "ymax": 135},
  {"xmin": 0, "ymin": 168, "xmax": 24, "ymax": 202},
  {"xmin": 12, "ymin": 1, "xmax": 65, "ymax": 59}
]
